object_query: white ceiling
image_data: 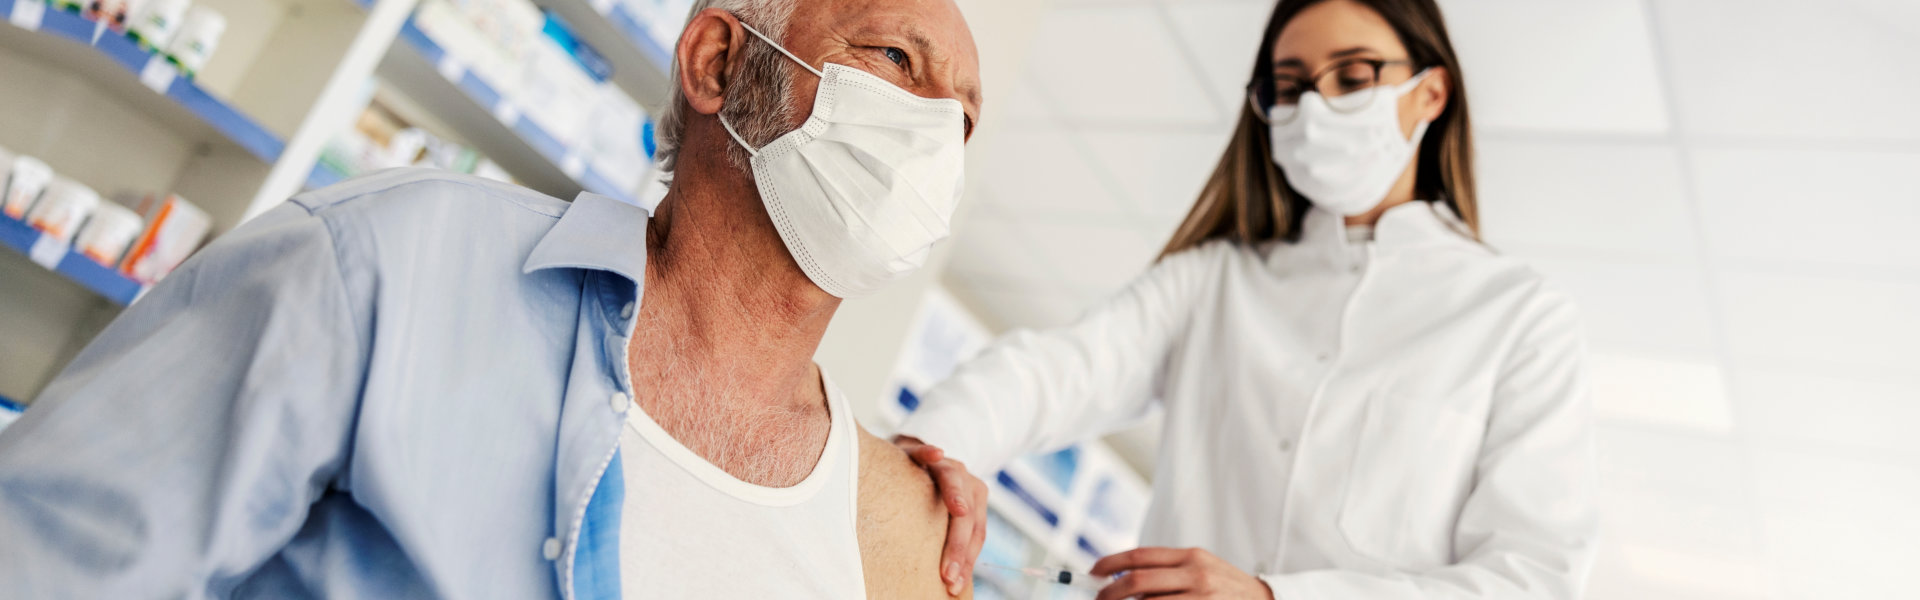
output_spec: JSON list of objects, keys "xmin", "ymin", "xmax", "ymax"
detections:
[{"xmin": 938, "ymin": 0, "xmax": 1920, "ymax": 597}]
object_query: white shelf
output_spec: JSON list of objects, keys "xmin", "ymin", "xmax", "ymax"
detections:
[
  {"xmin": 0, "ymin": 0, "xmax": 285, "ymax": 162},
  {"xmin": 376, "ymin": 16, "xmax": 641, "ymax": 204}
]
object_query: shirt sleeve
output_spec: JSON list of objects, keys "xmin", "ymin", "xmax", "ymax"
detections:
[
  {"xmin": 1260, "ymin": 292, "xmax": 1600, "ymax": 599},
  {"xmin": 0, "ymin": 202, "xmax": 371, "ymax": 597},
  {"xmin": 895, "ymin": 242, "xmax": 1223, "ymax": 475}
]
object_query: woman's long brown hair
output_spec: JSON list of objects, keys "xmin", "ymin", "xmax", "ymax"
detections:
[{"xmin": 1159, "ymin": 0, "xmax": 1477, "ymax": 258}]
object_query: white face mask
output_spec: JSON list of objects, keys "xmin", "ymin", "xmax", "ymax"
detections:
[
  {"xmin": 719, "ymin": 22, "xmax": 968, "ymax": 299},
  {"xmin": 1268, "ymin": 69, "xmax": 1431, "ymax": 216}
]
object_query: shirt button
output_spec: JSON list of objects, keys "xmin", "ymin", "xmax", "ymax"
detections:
[
  {"xmin": 1316, "ymin": 353, "xmax": 1331, "ymax": 363},
  {"xmin": 542, "ymin": 537, "xmax": 562, "ymax": 561},
  {"xmin": 610, "ymin": 392, "xmax": 631, "ymax": 413},
  {"xmin": 1279, "ymin": 438, "xmax": 1295, "ymax": 453},
  {"xmin": 1350, "ymin": 264, "xmax": 1363, "ymax": 274},
  {"xmin": 620, "ymin": 301, "xmax": 635, "ymax": 320}
]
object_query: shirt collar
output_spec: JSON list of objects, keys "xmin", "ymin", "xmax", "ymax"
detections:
[
  {"xmin": 1298, "ymin": 200, "xmax": 1476, "ymax": 255},
  {"xmin": 523, "ymin": 192, "xmax": 651, "ymax": 285}
]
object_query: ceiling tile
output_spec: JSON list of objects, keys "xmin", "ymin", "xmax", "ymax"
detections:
[
  {"xmin": 1477, "ymin": 139, "xmax": 1695, "ymax": 261},
  {"xmin": 1692, "ymin": 147, "xmax": 1920, "ymax": 273},
  {"xmin": 1437, "ymin": 0, "xmax": 1669, "ymax": 134},
  {"xmin": 1019, "ymin": 220, "xmax": 1165, "ymax": 298},
  {"xmin": 1162, "ymin": 0, "xmax": 1276, "ymax": 118},
  {"xmin": 1717, "ymin": 272, "xmax": 1920, "ymax": 374},
  {"xmin": 968, "ymin": 129, "xmax": 1136, "ymax": 220},
  {"xmin": 1590, "ymin": 353, "xmax": 1733, "ymax": 435},
  {"xmin": 1077, "ymin": 126, "xmax": 1233, "ymax": 219},
  {"xmin": 1733, "ymin": 368, "xmax": 1920, "ymax": 460},
  {"xmin": 1596, "ymin": 426, "xmax": 1762, "ymax": 554},
  {"xmin": 1027, "ymin": 5, "xmax": 1223, "ymax": 126},
  {"xmin": 1514, "ymin": 256, "xmax": 1718, "ymax": 357},
  {"xmin": 947, "ymin": 284, "xmax": 1090, "ymax": 331},
  {"xmin": 944, "ymin": 212, "xmax": 1058, "ymax": 287},
  {"xmin": 1749, "ymin": 448, "xmax": 1920, "ymax": 599},
  {"xmin": 1653, "ymin": 0, "xmax": 1920, "ymax": 141}
]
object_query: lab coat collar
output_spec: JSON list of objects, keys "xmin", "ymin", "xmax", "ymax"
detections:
[
  {"xmin": 523, "ymin": 192, "xmax": 652, "ymax": 286},
  {"xmin": 1298, "ymin": 200, "xmax": 1475, "ymax": 256}
]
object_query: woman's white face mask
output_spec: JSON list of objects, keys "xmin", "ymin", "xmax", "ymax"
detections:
[
  {"xmin": 1268, "ymin": 69, "xmax": 1431, "ymax": 216},
  {"xmin": 719, "ymin": 22, "xmax": 968, "ymax": 299}
]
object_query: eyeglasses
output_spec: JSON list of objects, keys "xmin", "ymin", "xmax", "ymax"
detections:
[{"xmin": 1247, "ymin": 58, "xmax": 1415, "ymax": 124}]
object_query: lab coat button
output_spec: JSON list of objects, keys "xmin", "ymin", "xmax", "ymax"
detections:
[
  {"xmin": 1279, "ymin": 438, "xmax": 1294, "ymax": 452},
  {"xmin": 610, "ymin": 392, "xmax": 631, "ymax": 413},
  {"xmin": 542, "ymin": 537, "xmax": 561, "ymax": 560},
  {"xmin": 1316, "ymin": 353, "xmax": 1331, "ymax": 363},
  {"xmin": 620, "ymin": 301, "xmax": 636, "ymax": 320}
]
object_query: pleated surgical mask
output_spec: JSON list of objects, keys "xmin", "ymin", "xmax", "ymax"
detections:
[
  {"xmin": 1269, "ymin": 69, "xmax": 1431, "ymax": 216},
  {"xmin": 719, "ymin": 21, "xmax": 968, "ymax": 298}
]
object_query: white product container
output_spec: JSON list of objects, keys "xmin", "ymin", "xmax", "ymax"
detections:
[
  {"xmin": 27, "ymin": 178, "xmax": 102, "ymax": 244},
  {"xmin": 89, "ymin": 0, "xmax": 150, "ymax": 29},
  {"xmin": 75, "ymin": 202, "xmax": 144, "ymax": 267},
  {"xmin": 165, "ymin": 5, "xmax": 226, "ymax": 75},
  {"xmin": 3, "ymin": 155, "xmax": 54, "ymax": 220},
  {"xmin": 123, "ymin": 193, "xmax": 210, "ymax": 283},
  {"xmin": 128, "ymin": 0, "xmax": 191, "ymax": 50}
]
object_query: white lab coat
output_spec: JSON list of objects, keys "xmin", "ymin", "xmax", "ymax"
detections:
[{"xmin": 898, "ymin": 201, "xmax": 1598, "ymax": 599}]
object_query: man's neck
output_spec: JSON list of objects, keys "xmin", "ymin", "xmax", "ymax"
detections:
[{"xmin": 630, "ymin": 159, "xmax": 841, "ymax": 412}]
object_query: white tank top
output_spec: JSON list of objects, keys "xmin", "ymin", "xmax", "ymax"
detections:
[{"xmin": 617, "ymin": 371, "xmax": 866, "ymax": 598}]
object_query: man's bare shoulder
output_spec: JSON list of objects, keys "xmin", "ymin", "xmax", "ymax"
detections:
[{"xmin": 856, "ymin": 426, "xmax": 972, "ymax": 599}]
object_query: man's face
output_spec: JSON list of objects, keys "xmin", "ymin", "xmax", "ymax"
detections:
[{"xmin": 774, "ymin": 0, "xmax": 984, "ymax": 142}]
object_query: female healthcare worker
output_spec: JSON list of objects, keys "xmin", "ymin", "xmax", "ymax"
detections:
[{"xmin": 896, "ymin": 0, "xmax": 1598, "ymax": 597}]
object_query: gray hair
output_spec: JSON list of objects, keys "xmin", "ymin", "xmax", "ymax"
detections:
[{"xmin": 653, "ymin": 0, "xmax": 801, "ymax": 176}]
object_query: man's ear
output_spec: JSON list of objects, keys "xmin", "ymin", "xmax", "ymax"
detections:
[
  {"xmin": 1416, "ymin": 66, "xmax": 1450, "ymax": 122},
  {"xmin": 676, "ymin": 8, "xmax": 746, "ymax": 117}
]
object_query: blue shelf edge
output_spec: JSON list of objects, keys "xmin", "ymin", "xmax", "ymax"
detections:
[
  {"xmin": 1, "ymin": 0, "xmax": 286, "ymax": 163},
  {"xmin": 604, "ymin": 3, "xmax": 674, "ymax": 71},
  {"xmin": 393, "ymin": 18, "xmax": 639, "ymax": 205},
  {"xmin": 0, "ymin": 213, "xmax": 144, "ymax": 306},
  {"xmin": 305, "ymin": 161, "xmax": 347, "ymax": 190}
]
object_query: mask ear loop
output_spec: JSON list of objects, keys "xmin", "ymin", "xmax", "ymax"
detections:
[
  {"xmin": 721, "ymin": 19, "xmax": 829, "ymax": 156},
  {"xmin": 737, "ymin": 21, "xmax": 826, "ymax": 79}
]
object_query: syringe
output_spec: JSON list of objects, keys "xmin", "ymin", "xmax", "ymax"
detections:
[{"xmin": 976, "ymin": 563, "xmax": 1109, "ymax": 590}]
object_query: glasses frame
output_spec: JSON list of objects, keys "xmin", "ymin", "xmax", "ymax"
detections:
[{"xmin": 1247, "ymin": 58, "xmax": 1416, "ymax": 124}]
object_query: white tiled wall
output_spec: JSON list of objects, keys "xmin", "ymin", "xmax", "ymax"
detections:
[{"xmin": 941, "ymin": 0, "xmax": 1920, "ymax": 597}]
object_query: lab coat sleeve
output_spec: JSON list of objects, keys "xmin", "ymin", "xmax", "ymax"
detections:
[
  {"xmin": 0, "ymin": 202, "xmax": 370, "ymax": 598},
  {"xmin": 1260, "ymin": 290, "xmax": 1599, "ymax": 600},
  {"xmin": 895, "ymin": 242, "xmax": 1224, "ymax": 475}
]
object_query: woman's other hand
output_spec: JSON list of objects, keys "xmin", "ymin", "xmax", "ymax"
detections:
[
  {"xmin": 1091, "ymin": 547, "xmax": 1276, "ymax": 600},
  {"xmin": 894, "ymin": 435, "xmax": 989, "ymax": 596}
]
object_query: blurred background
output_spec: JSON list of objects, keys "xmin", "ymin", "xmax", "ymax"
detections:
[{"xmin": 0, "ymin": 0, "xmax": 1914, "ymax": 598}]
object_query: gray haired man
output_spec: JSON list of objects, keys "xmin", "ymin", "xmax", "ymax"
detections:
[{"xmin": 0, "ymin": 0, "xmax": 987, "ymax": 597}]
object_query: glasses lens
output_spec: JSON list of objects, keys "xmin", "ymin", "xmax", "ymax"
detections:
[{"xmin": 1321, "ymin": 61, "xmax": 1382, "ymax": 113}]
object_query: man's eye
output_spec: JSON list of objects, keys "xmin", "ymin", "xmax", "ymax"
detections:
[{"xmin": 882, "ymin": 47, "xmax": 908, "ymax": 66}]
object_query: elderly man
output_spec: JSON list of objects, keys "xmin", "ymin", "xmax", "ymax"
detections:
[{"xmin": 0, "ymin": 0, "xmax": 988, "ymax": 597}]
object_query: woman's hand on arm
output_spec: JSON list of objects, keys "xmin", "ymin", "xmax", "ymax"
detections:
[
  {"xmin": 895, "ymin": 435, "xmax": 989, "ymax": 596},
  {"xmin": 1089, "ymin": 547, "xmax": 1276, "ymax": 600}
]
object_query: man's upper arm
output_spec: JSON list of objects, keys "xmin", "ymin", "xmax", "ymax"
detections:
[
  {"xmin": 0, "ymin": 202, "xmax": 368, "ymax": 596},
  {"xmin": 856, "ymin": 429, "xmax": 973, "ymax": 599}
]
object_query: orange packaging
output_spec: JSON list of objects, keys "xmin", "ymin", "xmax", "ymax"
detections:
[{"xmin": 120, "ymin": 193, "xmax": 210, "ymax": 284}]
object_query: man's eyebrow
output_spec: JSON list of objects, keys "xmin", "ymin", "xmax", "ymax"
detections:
[{"xmin": 892, "ymin": 26, "xmax": 982, "ymax": 108}]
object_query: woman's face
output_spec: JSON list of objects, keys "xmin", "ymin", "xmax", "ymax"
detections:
[{"xmin": 1269, "ymin": 0, "xmax": 1448, "ymax": 138}]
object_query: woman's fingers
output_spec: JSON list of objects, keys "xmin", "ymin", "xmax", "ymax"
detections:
[
  {"xmin": 895, "ymin": 436, "xmax": 985, "ymax": 594},
  {"xmin": 1093, "ymin": 567, "xmax": 1197, "ymax": 600},
  {"xmin": 1091, "ymin": 547, "xmax": 1197, "ymax": 576}
]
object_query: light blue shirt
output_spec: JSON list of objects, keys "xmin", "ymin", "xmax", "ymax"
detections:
[{"xmin": 0, "ymin": 169, "xmax": 645, "ymax": 599}]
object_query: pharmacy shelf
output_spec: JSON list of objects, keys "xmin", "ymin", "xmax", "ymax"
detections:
[
  {"xmin": 0, "ymin": 212, "xmax": 143, "ymax": 305},
  {"xmin": 357, "ymin": 1, "xmax": 639, "ymax": 204},
  {"xmin": 536, "ymin": 0, "xmax": 675, "ymax": 110},
  {"xmin": 0, "ymin": 0, "xmax": 285, "ymax": 163},
  {"xmin": 304, "ymin": 161, "xmax": 348, "ymax": 191}
]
